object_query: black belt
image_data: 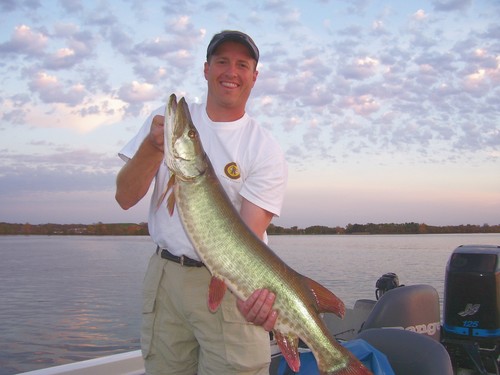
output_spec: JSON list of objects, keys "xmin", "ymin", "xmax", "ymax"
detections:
[{"xmin": 156, "ymin": 246, "xmax": 204, "ymax": 267}]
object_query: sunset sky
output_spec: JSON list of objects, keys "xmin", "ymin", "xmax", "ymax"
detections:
[{"xmin": 1, "ymin": 0, "xmax": 499, "ymax": 228}]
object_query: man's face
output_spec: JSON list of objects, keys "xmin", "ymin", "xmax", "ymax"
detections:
[{"xmin": 204, "ymin": 41, "xmax": 258, "ymax": 113}]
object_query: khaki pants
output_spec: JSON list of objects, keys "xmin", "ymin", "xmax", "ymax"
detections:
[{"xmin": 141, "ymin": 252, "xmax": 271, "ymax": 375}]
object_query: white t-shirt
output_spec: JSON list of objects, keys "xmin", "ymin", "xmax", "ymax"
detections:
[{"xmin": 119, "ymin": 102, "xmax": 288, "ymax": 260}]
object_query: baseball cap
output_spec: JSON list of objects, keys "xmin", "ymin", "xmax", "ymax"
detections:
[{"xmin": 206, "ymin": 30, "xmax": 259, "ymax": 63}]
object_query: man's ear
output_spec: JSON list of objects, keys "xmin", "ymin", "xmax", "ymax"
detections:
[
  {"xmin": 203, "ymin": 61, "xmax": 209, "ymax": 80},
  {"xmin": 253, "ymin": 69, "xmax": 259, "ymax": 84}
]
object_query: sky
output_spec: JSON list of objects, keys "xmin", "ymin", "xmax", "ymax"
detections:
[{"xmin": 0, "ymin": 0, "xmax": 499, "ymax": 229}]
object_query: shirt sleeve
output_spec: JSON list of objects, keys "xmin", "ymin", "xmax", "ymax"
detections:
[
  {"xmin": 239, "ymin": 140, "xmax": 288, "ymax": 217},
  {"xmin": 118, "ymin": 107, "xmax": 164, "ymax": 162}
]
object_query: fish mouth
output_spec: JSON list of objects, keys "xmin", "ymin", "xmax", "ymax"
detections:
[
  {"xmin": 164, "ymin": 94, "xmax": 206, "ymax": 175},
  {"xmin": 166, "ymin": 94, "xmax": 186, "ymax": 152},
  {"xmin": 170, "ymin": 94, "xmax": 178, "ymax": 111},
  {"xmin": 164, "ymin": 94, "xmax": 179, "ymax": 170}
]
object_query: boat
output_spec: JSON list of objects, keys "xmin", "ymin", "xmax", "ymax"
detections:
[{"xmin": 18, "ymin": 244, "xmax": 500, "ymax": 375}]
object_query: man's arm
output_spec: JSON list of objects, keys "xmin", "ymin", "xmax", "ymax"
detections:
[
  {"xmin": 115, "ymin": 115, "xmax": 165, "ymax": 209},
  {"xmin": 236, "ymin": 197, "xmax": 278, "ymax": 331}
]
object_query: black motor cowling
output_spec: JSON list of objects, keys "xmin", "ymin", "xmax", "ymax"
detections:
[
  {"xmin": 443, "ymin": 245, "xmax": 500, "ymax": 343},
  {"xmin": 442, "ymin": 244, "xmax": 500, "ymax": 373}
]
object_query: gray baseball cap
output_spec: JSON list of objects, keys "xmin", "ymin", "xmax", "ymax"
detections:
[{"xmin": 206, "ymin": 30, "xmax": 259, "ymax": 63}]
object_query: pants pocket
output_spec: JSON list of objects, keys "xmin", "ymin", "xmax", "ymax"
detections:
[
  {"xmin": 220, "ymin": 296, "xmax": 271, "ymax": 371},
  {"xmin": 141, "ymin": 295, "xmax": 156, "ymax": 359},
  {"xmin": 141, "ymin": 254, "xmax": 164, "ymax": 359}
]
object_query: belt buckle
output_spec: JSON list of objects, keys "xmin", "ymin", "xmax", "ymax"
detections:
[{"xmin": 180, "ymin": 255, "xmax": 185, "ymax": 266}]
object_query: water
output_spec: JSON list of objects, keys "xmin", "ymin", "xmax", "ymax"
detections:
[
  {"xmin": 0, "ymin": 236, "xmax": 153, "ymax": 374},
  {"xmin": 1, "ymin": 234, "xmax": 499, "ymax": 374}
]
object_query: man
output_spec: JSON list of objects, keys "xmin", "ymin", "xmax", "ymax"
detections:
[{"xmin": 116, "ymin": 30, "xmax": 288, "ymax": 374}]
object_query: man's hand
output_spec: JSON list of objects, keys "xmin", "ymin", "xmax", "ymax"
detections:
[
  {"xmin": 115, "ymin": 115, "xmax": 165, "ymax": 210},
  {"xmin": 237, "ymin": 289, "xmax": 278, "ymax": 331},
  {"xmin": 148, "ymin": 115, "xmax": 165, "ymax": 152}
]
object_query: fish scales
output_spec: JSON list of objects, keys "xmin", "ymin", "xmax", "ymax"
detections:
[
  {"xmin": 163, "ymin": 94, "xmax": 372, "ymax": 375},
  {"xmin": 176, "ymin": 170, "xmax": 350, "ymax": 370}
]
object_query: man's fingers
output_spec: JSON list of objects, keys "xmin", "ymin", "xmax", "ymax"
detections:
[
  {"xmin": 149, "ymin": 115, "xmax": 165, "ymax": 151},
  {"xmin": 237, "ymin": 289, "xmax": 278, "ymax": 331},
  {"xmin": 245, "ymin": 289, "xmax": 267, "ymax": 320},
  {"xmin": 252, "ymin": 290, "xmax": 275, "ymax": 325},
  {"xmin": 152, "ymin": 115, "xmax": 164, "ymax": 127},
  {"xmin": 262, "ymin": 309, "xmax": 278, "ymax": 332}
]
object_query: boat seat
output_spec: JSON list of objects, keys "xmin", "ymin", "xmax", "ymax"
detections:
[
  {"xmin": 323, "ymin": 299, "xmax": 376, "ymax": 341},
  {"xmin": 353, "ymin": 298, "xmax": 377, "ymax": 312},
  {"xmin": 357, "ymin": 328, "xmax": 454, "ymax": 375},
  {"xmin": 359, "ymin": 284, "xmax": 441, "ymax": 341}
]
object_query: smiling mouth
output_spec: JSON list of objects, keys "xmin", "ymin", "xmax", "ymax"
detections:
[{"xmin": 221, "ymin": 81, "xmax": 238, "ymax": 88}]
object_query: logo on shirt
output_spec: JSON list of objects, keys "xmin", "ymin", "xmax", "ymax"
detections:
[{"xmin": 224, "ymin": 162, "xmax": 240, "ymax": 179}]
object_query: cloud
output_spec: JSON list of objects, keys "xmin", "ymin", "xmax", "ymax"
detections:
[
  {"xmin": 43, "ymin": 47, "xmax": 79, "ymax": 69},
  {"xmin": 29, "ymin": 71, "xmax": 86, "ymax": 105},
  {"xmin": 1, "ymin": 93, "xmax": 31, "ymax": 124},
  {"xmin": 343, "ymin": 95, "xmax": 381, "ymax": 116},
  {"xmin": 0, "ymin": 0, "xmax": 18, "ymax": 12},
  {"xmin": 135, "ymin": 36, "xmax": 189, "ymax": 60},
  {"xmin": 0, "ymin": 167, "xmax": 114, "ymax": 194},
  {"xmin": 432, "ymin": 0, "xmax": 472, "ymax": 12},
  {"xmin": 0, "ymin": 147, "xmax": 120, "ymax": 195},
  {"xmin": 132, "ymin": 65, "xmax": 168, "ymax": 84},
  {"xmin": 279, "ymin": 8, "xmax": 302, "ymax": 28},
  {"xmin": 133, "ymin": 15, "xmax": 203, "ymax": 67},
  {"xmin": 59, "ymin": 0, "xmax": 84, "ymax": 14},
  {"xmin": 462, "ymin": 69, "xmax": 489, "ymax": 94},
  {"xmin": 42, "ymin": 26, "xmax": 96, "ymax": 70},
  {"xmin": 118, "ymin": 81, "xmax": 159, "ymax": 103},
  {"xmin": 343, "ymin": 0, "xmax": 371, "ymax": 15},
  {"xmin": 372, "ymin": 20, "xmax": 386, "ymax": 34},
  {"xmin": 339, "ymin": 56, "xmax": 380, "ymax": 80},
  {"xmin": 413, "ymin": 9, "xmax": 428, "ymax": 21},
  {"xmin": 7, "ymin": 93, "xmax": 127, "ymax": 132},
  {"xmin": 0, "ymin": 0, "xmax": 499, "ymax": 228},
  {"xmin": 0, "ymin": 24, "xmax": 48, "ymax": 55},
  {"xmin": 85, "ymin": 3, "xmax": 118, "ymax": 27}
]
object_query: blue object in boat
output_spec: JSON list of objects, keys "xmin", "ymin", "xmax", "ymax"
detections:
[{"xmin": 277, "ymin": 339, "xmax": 395, "ymax": 375}]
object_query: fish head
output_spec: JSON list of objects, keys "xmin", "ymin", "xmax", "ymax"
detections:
[{"xmin": 164, "ymin": 94, "xmax": 207, "ymax": 180}]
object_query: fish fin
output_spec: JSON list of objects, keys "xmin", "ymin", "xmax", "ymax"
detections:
[
  {"xmin": 156, "ymin": 187, "xmax": 169, "ymax": 210},
  {"xmin": 157, "ymin": 174, "xmax": 176, "ymax": 213},
  {"xmin": 208, "ymin": 276, "xmax": 227, "ymax": 313},
  {"xmin": 274, "ymin": 330, "xmax": 301, "ymax": 372},
  {"xmin": 305, "ymin": 277, "xmax": 345, "ymax": 319},
  {"xmin": 166, "ymin": 174, "xmax": 176, "ymax": 215},
  {"xmin": 167, "ymin": 192, "xmax": 176, "ymax": 216},
  {"xmin": 166, "ymin": 173, "xmax": 176, "ymax": 191}
]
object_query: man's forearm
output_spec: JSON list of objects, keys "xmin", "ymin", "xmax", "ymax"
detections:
[{"xmin": 115, "ymin": 138, "xmax": 164, "ymax": 210}]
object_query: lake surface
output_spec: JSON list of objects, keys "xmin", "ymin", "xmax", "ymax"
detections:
[{"xmin": 1, "ymin": 234, "xmax": 499, "ymax": 374}]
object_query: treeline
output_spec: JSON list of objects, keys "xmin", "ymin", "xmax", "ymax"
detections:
[
  {"xmin": 1, "ymin": 221, "xmax": 499, "ymax": 236},
  {"xmin": 267, "ymin": 222, "xmax": 500, "ymax": 235},
  {"xmin": 0, "ymin": 222, "xmax": 149, "ymax": 236}
]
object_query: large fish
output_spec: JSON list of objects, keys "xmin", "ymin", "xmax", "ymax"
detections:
[{"xmin": 162, "ymin": 94, "xmax": 372, "ymax": 375}]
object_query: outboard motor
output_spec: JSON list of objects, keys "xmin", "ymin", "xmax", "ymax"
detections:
[
  {"xmin": 375, "ymin": 272, "xmax": 402, "ymax": 300},
  {"xmin": 442, "ymin": 245, "xmax": 500, "ymax": 374}
]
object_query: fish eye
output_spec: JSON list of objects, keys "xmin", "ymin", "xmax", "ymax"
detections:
[{"xmin": 188, "ymin": 129, "xmax": 196, "ymax": 138}]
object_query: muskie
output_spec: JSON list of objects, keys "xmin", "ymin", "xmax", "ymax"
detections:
[{"xmin": 162, "ymin": 94, "xmax": 372, "ymax": 375}]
